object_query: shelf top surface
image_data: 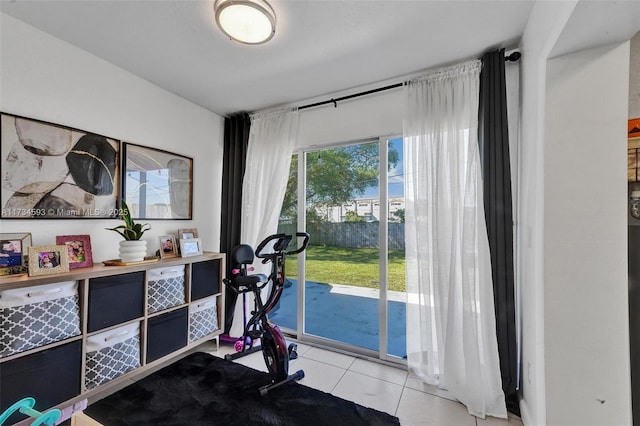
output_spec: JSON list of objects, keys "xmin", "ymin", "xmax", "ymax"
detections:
[{"xmin": 0, "ymin": 251, "xmax": 225, "ymax": 290}]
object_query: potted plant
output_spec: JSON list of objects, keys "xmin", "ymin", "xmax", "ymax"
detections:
[{"xmin": 105, "ymin": 201, "xmax": 151, "ymax": 262}]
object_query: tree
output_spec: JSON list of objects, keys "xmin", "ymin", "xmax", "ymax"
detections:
[
  {"xmin": 344, "ymin": 210, "xmax": 365, "ymax": 222},
  {"xmin": 279, "ymin": 142, "xmax": 399, "ymax": 224},
  {"xmin": 391, "ymin": 208, "xmax": 405, "ymax": 223}
]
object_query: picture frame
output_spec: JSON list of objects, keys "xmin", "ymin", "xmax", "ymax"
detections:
[
  {"xmin": 122, "ymin": 143, "xmax": 193, "ymax": 220},
  {"xmin": 159, "ymin": 235, "xmax": 178, "ymax": 258},
  {"xmin": 1, "ymin": 112, "xmax": 120, "ymax": 219},
  {"xmin": 0, "ymin": 232, "xmax": 32, "ymax": 276},
  {"xmin": 178, "ymin": 228, "xmax": 198, "ymax": 239},
  {"xmin": 28, "ymin": 245, "xmax": 69, "ymax": 276},
  {"xmin": 179, "ymin": 238, "xmax": 202, "ymax": 257},
  {"xmin": 55, "ymin": 234, "xmax": 93, "ymax": 269}
]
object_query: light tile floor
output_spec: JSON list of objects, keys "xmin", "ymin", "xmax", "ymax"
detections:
[{"xmin": 199, "ymin": 340, "xmax": 523, "ymax": 426}]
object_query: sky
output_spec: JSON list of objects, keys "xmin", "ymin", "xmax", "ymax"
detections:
[{"xmin": 362, "ymin": 137, "xmax": 404, "ymax": 199}]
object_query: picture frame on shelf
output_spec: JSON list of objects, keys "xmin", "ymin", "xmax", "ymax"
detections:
[
  {"xmin": 159, "ymin": 235, "xmax": 178, "ymax": 259},
  {"xmin": 0, "ymin": 232, "xmax": 32, "ymax": 276},
  {"xmin": 28, "ymin": 245, "xmax": 69, "ymax": 276},
  {"xmin": 122, "ymin": 143, "xmax": 193, "ymax": 220},
  {"xmin": 179, "ymin": 238, "xmax": 202, "ymax": 257},
  {"xmin": 55, "ymin": 234, "xmax": 93, "ymax": 269},
  {"xmin": 178, "ymin": 228, "xmax": 198, "ymax": 239},
  {"xmin": 1, "ymin": 113, "xmax": 120, "ymax": 219}
]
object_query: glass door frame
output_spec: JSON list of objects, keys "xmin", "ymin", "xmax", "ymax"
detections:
[{"xmin": 284, "ymin": 135, "xmax": 404, "ymax": 365}]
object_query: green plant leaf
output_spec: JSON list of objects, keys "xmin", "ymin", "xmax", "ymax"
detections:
[{"xmin": 105, "ymin": 201, "xmax": 151, "ymax": 240}]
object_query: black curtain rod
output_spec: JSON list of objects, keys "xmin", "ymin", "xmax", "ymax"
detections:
[
  {"xmin": 297, "ymin": 50, "xmax": 520, "ymax": 111},
  {"xmin": 298, "ymin": 82, "xmax": 403, "ymax": 110}
]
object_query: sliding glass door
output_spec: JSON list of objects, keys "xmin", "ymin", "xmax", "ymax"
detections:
[
  {"xmin": 385, "ymin": 137, "xmax": 406, "ymax": 359},
  {"xmin": 274, "ymin": 137, "xmax": 406, "ymax": 363}
]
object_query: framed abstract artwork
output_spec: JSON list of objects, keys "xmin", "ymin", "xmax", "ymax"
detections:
[
  {"xmin": 1, "ymin": 113, "xmax": 120, "ymax": 219},
  {"xmin": 122, "ymin": 143, "xmax": 193, "ymax": 220}
]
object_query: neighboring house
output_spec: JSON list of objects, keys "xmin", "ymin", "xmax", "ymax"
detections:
[{"xmin": 322, "ymin": 197, "xmax": 405, "ymax": 223}]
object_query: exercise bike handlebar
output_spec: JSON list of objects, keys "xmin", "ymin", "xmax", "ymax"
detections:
[{"xmin": 254, "ymin": 232, "xmax": 310, "ymax": 260}]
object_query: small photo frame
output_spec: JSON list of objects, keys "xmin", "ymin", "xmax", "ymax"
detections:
[
  {"xmin": 159, "ymin": 235, "xmax": 177, "ymax": 258},
  {"xmin": 178, "ymin": 228, "xmax": 198, "ymax": 239},
  {"xmin": 28, "ymin": 245, "xmax": 69, "ymax": 276},
  {"xmin": 56, "ymin": 234, "xmax": 93, "ymax": 269},
  {"xmin": 0, "ymin": 233, "xmax": 31, "ymax": 276},
  {"xmin": 179, "ymin": 238, "xmax": 202, "ymax": 257}
]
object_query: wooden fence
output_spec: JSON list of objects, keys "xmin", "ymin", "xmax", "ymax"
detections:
[{"xmin": 279, "ymin": 222, "xmax": 405, "ymax": 250}]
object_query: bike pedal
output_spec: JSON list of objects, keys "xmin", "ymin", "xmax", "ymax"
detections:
[{"xmin": 288, "ymin": 343, "xmax": 298, "ymax": 360}]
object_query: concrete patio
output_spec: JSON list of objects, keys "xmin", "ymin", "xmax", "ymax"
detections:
[{"xmin": 270, "ymin": 279, "xmax": 407, "ymax": 358}]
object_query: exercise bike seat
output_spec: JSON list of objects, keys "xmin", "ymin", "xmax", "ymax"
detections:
[
  {"xmin": 234, "ymin": 275, "xmax": 267, "ymax": 292},
  {"xmin": 227, "ymin": 244, "xmax": 267, "ymax": 293}
]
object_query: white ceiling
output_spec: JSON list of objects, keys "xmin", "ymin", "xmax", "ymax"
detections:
[{"xmin": 1, "ymin": 1, "xmax": 638, "ymax": 117}]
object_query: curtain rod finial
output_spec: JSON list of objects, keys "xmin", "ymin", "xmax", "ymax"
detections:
[{"xmin": 506, "ymin": 52, "xmax": 521, "ymax": 62}]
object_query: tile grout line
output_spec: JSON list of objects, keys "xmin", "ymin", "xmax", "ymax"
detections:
[
  {"xmin": 394, "ymin": 384, "xmax": 408, "ymax": 417},
  {"xmin": 328, "ymin": 365, "xmax": 350, "ymax": 395},
  {"xmin": 297, "ymin": 350, "xmax": 351, "ymax": 395},
  {"xmin": 299, "ymin": 352, "xmax": 356, "ymax": 371}
]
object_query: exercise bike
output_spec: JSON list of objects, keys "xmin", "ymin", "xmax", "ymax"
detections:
[{"xmin": 223, "ymin": 232, "xmax": 310, "ymax": 395}]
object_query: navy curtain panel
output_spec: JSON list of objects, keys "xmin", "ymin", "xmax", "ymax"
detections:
[
  {"xmin": 478, "ymin": 48, "xmax": 519, "ymax": 414},
  {"xmin": 220, "ymin": 113, "xmax": 251, "ymax": 334}
]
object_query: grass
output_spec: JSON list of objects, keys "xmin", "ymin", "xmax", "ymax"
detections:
[{"xmin": 285, "ymin": 245, "xmax": 406, "ymax": 292}]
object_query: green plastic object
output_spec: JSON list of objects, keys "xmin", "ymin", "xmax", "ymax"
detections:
[{"xmin": 0, "ymin": 397, "xmax": 61, "ymax": 426}]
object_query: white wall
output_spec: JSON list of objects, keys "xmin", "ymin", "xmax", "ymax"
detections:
[
  {"xmin": 296, "ymin": 87, "xmax": 403, "ymax": 149},
  {"xmin": 516, "ymin": 2, "xmax": 577, "ymax": 424},
  {"xmin": 544, "ymin": 42, "xmax": 631, "ymax": 426},
  {"xmin": 0, "ymin": 13, "xmax": 224, "ymax": 261},
  {"xmin": 631, "ymin": 32, "xmax": 640, "ymax": 119}
]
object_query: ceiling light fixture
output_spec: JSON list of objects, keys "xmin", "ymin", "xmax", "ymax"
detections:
[{"xmin": 214, "ymin": 0, "xmax": 276, "ymax": 45}]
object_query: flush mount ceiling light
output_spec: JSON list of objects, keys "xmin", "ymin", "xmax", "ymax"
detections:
[{"xmin": 214, "ymin": 0, "xmax": 276, "ymax": 45}]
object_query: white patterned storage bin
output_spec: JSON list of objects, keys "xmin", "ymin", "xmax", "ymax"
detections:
[
  {"xmin": 85, "ymin": 322, "xmax": 140, "ymax": 390},
  {"xmin": 147, "ymin": 266, "xmax": 185, "ymax": 314},
  {"xmin": 189, "ymin": 296, "xmax": 218, "ymax": 343},
  {"xmin": 0, "ymin": 281, "xmax": 81, "ymax": 358}
]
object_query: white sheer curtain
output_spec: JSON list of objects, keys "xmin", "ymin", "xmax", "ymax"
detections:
[
  {"xmin": 228, "ymin": 108, "xmax": 299, "ymax": 338},
  {"xmin": 403, "ymin": 60, "xmax": 506, "ymax": 419}
]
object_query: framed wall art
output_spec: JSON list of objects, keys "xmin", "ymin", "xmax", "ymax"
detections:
[
  {"xmin": 179, "ymin": 238, "xmax": 202, "ymax": 257},
  {"xmin": 0, "ymin": 232, "xmax": 31, "ymax": 276},
  {"xmin": 159, "ymin": 235, "xmax": 177, "ymax": 259},
  {"xmin": 56, "ymin": 234, "xmax": 93, "ymax": 269},
  {"xmin": 122, "ymin": 143, "xmax": 193, "ymax": 220},
  {"xmin": 28, "ymin": 245, "xmax": 69, "ymax": 276},
  {"xmin": 1, "ymin": 113, "xmax": 120, "ymax": 219}
]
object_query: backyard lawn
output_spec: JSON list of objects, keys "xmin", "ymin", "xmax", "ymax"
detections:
[{"xmin": 285, "ymin": 245, "xmax": 406, "ymax": 292}]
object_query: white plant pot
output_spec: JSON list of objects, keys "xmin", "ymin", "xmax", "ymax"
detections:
[{"xmin": 119, "ymin": 240, "xmax": 147, "ymax": 263}]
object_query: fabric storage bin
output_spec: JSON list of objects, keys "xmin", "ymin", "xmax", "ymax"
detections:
[
  {"xmin": 85, "ymin": 322, "xmax": 141, "ymax": 390},
  {"xmin": 189, "ymin": 296, "xmax": 218, "ymax": 342},
  {"xmin": 1, "ymin": 340, "xmax": 81, "ymax": 425},
  {"xmin": 147, "ymin": 265, "xmax": 185, "ymax": 314},
  {"xmin": 191, "ymin": 259, "xmax": 220, "ymax": 301},
  {"xmin": 0, "ymin": 281, "xmax": 81, "ymax": 357},
  {"xmin": 147, "ymin": 308, "xmax": 188, "ymax": 363},
  {"xmin": 88, "ymin": 272, "xmax": 144, "ymax": 332}
]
